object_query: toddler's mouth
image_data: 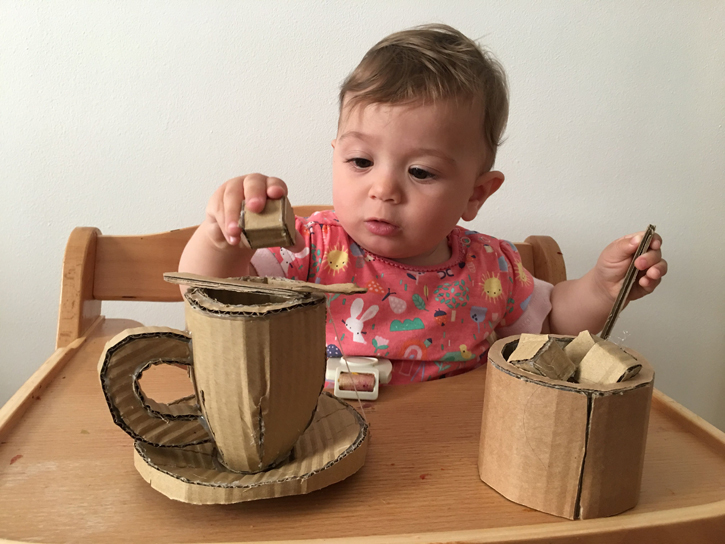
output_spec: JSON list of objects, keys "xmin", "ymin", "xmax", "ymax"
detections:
[{"xmin": 365, "ymin": 219, "xmax": 399, "ymax": 236}]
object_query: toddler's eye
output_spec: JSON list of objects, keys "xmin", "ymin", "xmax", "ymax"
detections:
[
  {"xmin": 409, "ymin": 167, "xmax": 434, "ymax": 180},
  {"xmin": 347, "ymin": 158, "xmax": 373, "ymax": 169}
]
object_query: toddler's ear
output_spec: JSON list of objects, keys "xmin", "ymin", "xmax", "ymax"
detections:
[{"xmin": 461, "ymin": 171, "xmax": 504, "ymax": 221}]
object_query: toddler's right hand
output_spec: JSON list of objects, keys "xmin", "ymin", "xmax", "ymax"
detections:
[{"xmin": 205, "ymin": 174, "xmax": 289, "ymax": 247}]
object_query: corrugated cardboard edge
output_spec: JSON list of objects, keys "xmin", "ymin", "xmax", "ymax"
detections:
[
  {"xmin": 282, "ymin": 196, "xmax": 296, "ymax": 245},
  {"xmin": 184, "ymin": 285, "xmax": 322, "ymax": 315},
  {"xmin": 479, "ymin": 335, "xmax": 654, "ymax": 520},
  {"xmin": 133, "ymin": 392, "xmax": 369, "ymax": 504},
  {"xmin": 97, "ymin": 326, "xmax": 212, "ymax": 447},
  {"xmin": 165, "ymin": 271, "xmax": 366, "ymax": 295}
]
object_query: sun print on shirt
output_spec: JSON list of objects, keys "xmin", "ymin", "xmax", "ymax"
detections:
[
  {"xmin": 516, "ymin": 260, "xmax": 531, "ymax": 285},
  {"xmin": 323, "ymin": 245, "xmax": 350, "ymax": 275},
  {"xmin": 481, "ymin": 271, "xmax": 504, "ymax": 303}
]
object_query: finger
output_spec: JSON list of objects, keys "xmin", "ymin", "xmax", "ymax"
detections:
[
  {"xmin": 206, "ymin": 183, "xmax": 234, "ymax": 245},
  {"xmin": 648, "ymin": 233, "xmax": 662, "ymax": 250},
  {"xmin": 266, "ymin": 177, "xmax": 288, "ymax": 199},
  {"xmin": 242, "ymin": 173, "xmax": 269, "ymax": 213},
  {"xmin": 627, "ymin": 231, "xmax": 644, "ymax": 248},
  {"xmin": 289, "ymin": 229, "xmax": 305, "ymax": 252},
  {"xmin": 221, "ymin": 177, "xmax": 248, "ymax": 245},
  {"xmin": 628, "ymin": 275, "xmax": 657, "ymax": 301},
  {"xmin": 607, "ymin": 232, "xmax": 644, "ymax": 262},
  {"xmin": 638, "ymin": 275, "xmax": 661, "ymax": 294},
  {"xmin": 630, "ymin": 260, "xmax": 666, "ymax": 300},
  {"xmin": 635, "ymin": 248, "xmax": 662, "ymax": 270},
  {"xmin": 645, "ymin": 259, "xmax": 668, "ymax": 280}
]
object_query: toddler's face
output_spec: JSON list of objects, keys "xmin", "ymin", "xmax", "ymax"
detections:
[{"xmin": 331, "ymin": 99, "xmax": 503, "ymax": 267}]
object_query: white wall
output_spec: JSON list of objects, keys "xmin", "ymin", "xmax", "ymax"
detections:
[{"xmin": 2, "ymin": 1, "xmax": 724, "ymax": 429}]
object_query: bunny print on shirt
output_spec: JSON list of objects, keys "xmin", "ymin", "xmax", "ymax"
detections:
[{"xmin": 343, "ymin": 298, "xmax": 379, "ymax": 344}]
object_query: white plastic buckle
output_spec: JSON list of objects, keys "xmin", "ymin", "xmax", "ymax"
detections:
[{"xmin": 325, "ymin": 356, "xmax": 392, "ymax": 401}]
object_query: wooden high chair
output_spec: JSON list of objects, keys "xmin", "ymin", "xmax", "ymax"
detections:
[
  {"xmin": 55, "ymin": 204, "xmax": 566, "ymax": 348},
  {"xmin": 2, "ymin": 207, "xmax": 725, "ymax": 543}
]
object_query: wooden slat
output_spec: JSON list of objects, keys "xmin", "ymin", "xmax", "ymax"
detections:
[
  {"xmin": 56, "ymin": 227, "xmax": 102, "ymax": 348},
  {"xmin": 525, "ymin": 235, "xmax": 567, "ymax": 285},
  {"xmin": 91, "ymin": 232, "xmax": 545, "ymax": 303},
  {"xmin": 93, "ymin": 226, "xmax": 196, "ymax": 302},
  {"xmin": 91, "ymin": 206, "xmax": 333, "ymax": 302},
  {"xmin": 293, "ymin": 204, "xmax": 333, "ymax": 217}
]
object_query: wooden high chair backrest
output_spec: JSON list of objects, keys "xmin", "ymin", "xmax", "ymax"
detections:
[{"xmin": 56, "ymin": 205, "xmax": 566, "ymax": 348}]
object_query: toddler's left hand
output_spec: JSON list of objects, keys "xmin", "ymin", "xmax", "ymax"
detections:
[{"xmin": 593, "ymin": 232, "xmax": 668, "ymax": 303}]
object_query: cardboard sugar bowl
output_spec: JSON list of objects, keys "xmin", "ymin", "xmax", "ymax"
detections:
[
  {"xmin": 479, "ymin": 333, "xmax": 654, "ymax": 520},
  {"xmin": 479, "ymin": 226, "xmax": 657, "ymax": 520}
]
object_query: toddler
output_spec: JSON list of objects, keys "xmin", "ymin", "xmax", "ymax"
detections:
[{"xmin": 179, "ymin": 24, "xmax": 666, "ymax": 384}]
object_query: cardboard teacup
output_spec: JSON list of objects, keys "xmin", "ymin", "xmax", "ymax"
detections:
[{"xmin": 100, "ymin": 275, "xmax": 363, "ymax": 474}]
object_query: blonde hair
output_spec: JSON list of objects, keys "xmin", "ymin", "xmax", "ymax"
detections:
[{"xmin": 339, "ymin": 24, "xmax": 509, "ymax": 169}]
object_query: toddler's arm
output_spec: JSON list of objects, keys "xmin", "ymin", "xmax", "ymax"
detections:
[
  {"xmin": 546, "ymin": 232, "xmax": 667, "ymax": 335},
  {"xmin": 178, "ymin": 174, "xmax": 299, "ymax": 282}
]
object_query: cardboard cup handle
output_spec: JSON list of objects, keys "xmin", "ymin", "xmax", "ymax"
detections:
[
  {"xmin": 100, "ymin": 328, "xmax": 211, "ymax": 447},
  {"xmin": 132, "ymin": 358, "xmax": 203, "ymax": 422}
]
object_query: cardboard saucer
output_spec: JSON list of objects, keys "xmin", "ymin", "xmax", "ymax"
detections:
[{"xmin": 133, "ymin": 392, "xmax": 369, "ymax": 504}]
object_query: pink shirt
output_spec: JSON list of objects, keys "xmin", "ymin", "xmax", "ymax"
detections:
[{"xmin": 256, "ymin": 211, "xmax": 538, "ymax": 384}]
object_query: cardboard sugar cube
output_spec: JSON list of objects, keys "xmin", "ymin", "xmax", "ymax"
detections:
[
  {"xmin": 508, "ymin": 333, "xmax": 549, "ymax": 363},
  {"xmin": 509, "ymin": 333, "xmax": 577, "ymax": 382},
  {"xmin": 576, "ymin": 340, "xmax": 642, "ymax": 385},
  {"xmin": 564, "ymin": 330, "xmax": 602, "ymax": 366},
  {"xmin": 239, "ymin": 196, "xmax": 296, "ymax": 249}
]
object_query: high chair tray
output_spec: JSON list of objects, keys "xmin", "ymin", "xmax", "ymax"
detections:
[{"xmin": 1, "ymin": 318, "xmax": 724, "ymax": 543}]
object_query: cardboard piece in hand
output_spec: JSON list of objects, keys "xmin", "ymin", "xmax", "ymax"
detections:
[
  {"xmin": 238, "ymin": 196, "xmax": 296, "ymax": 248},
  {"xmin": 600, "ymin": 225, "xmax": 656, "ymax": 340}
]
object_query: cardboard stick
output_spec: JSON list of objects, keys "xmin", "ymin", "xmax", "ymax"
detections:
[
  {"xmin": 164, "ymin": 272, "xmax": 366, "ymax": 295},
  {"xmin": 600, "ymin": 225, "xmax": 656, "ymax": 340}
]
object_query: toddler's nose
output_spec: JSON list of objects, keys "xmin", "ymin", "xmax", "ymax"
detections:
[{"xmin": 369, "ymin": 169, "xmax": 401, "ymax": 203}]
